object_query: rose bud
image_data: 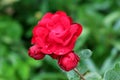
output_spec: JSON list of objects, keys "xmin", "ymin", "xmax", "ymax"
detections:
[
  {"xmin": 28, "ymin": 45, "xmax": 45, "ymax": 60},
  {"xmin": 58, "ymin": 52, "xmax": 80, "ymax": 71}
]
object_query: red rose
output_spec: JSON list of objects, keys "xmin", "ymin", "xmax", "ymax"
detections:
[
  {"xmin": 28, "ymin": 45, "xmax": 45, "ymax": 60},
  {"xmin": 32, "ymin": 11, "xmax": 82, "ymax": 55},
  {"xmin": 58, "ymin": 52, "xmax": 80, "ymax": 71},
  {"xmin": 28, "ymin": 11, "xmax": 83, "ymax": 71}
]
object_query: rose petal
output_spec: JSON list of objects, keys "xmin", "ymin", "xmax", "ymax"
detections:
[
  {"xmin": 41, "ymin": 46, "xmax": 52, "ymax": 54},
  {"xmin": 49, "ymin": 31, "xmax": 63, "ymax": 44},
  {"xmin": 71, "ymin": 23, "xmax": 82, "ymax": 37},
  {"xmin": 60, "ymin": 16, "xmax": 71, "ymax": 28},
  {"xmin": 47, "ymin": 20, "xmax": 54, "ymax": 30},
  {"xmin": 51, "ymin": 14, "xmax": 60, "ymax": 24},
  {"xmin": 56, "ymin": 11, "xmax": 67, "ymax": 16},
  {"xmin": 54, "ymin": 47, "xmax": 71, "ymax": 55},
  {"xmin": 42, "ymin": 12, "xmax": 53, "ymax": 19},
  {"xmin": 33, "ymin": 26, "xmax": 48, "ymax": 37},
  {"xmin": 32, "ymin": 37, "xmax": 45, "ymax": 47},
  {"xmin": 38, "ymin": 18, "xmax": 50, "ymax": 26}
]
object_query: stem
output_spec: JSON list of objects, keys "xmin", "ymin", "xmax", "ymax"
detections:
[{"xmin": 73, "ymin": 68, "xmax": 85, "ymax": 80}]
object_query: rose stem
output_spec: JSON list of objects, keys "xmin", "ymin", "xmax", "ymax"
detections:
[{"xmin": 73, "ymin": 68, "xmax": 85, "ymax": 80}]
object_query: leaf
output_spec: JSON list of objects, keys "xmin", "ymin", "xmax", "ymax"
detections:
[
  {"xmin": 103, "ymin": 62, "xmax": 120, "ymax": 80},
  {"xmin": 77, "ymin": 49, "xmax": 98, "ymax": 73},
  {"xmin": 78, "ymin": 49, "xmax": 92, "ymax": 59},
  {"xmin": 27, "ymin": 58, "xmax": 43, "ymax": 67},
  {"xmin": 112, "ymin": 40, "xmax": 120, "ymax": 51},
  {"xmin": 77, "ymin": 62, "xmax": 88, "ymax": 74},
  {"xmin": 114, "ymin": 19, "xmax": 120, "ymax": 31},
  {"xmin": 100, "ymin": 48, "xmax": 118, "ymax": 74},
  {"xmin": 85, "ymin": 72, "xmax": 103, "ymax": 80},
  {"xmin": 84, "ymin": 59, "xmax": 98, "ymax": 72},
  {"xmin": 66, "ymin": 70, "xmax": 79, "ymax": 80},
  {"xmin": 104, "ymin": 11, "xmax": 120, "ymax": 27}
]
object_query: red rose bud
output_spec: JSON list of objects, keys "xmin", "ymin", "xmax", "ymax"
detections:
[
  {"xmin": 28, "ymin": 45, "xmax": 45, "ymax": 60},
  {"xmin": 58, "ymin": 52, "xmax": 80, "ymax": 71}
]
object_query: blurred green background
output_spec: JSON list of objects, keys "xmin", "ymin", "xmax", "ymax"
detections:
[{"xmin": 0, "ymin": 0, "xmax": 120, "ymax": 80}]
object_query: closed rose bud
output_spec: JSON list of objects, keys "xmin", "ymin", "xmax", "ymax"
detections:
[
  {"xmin": 58, "ymin": 52, "xmax": 80, "ymax": 71},
  {"xmin": 28, "ymin": 45, "xmax": 45, "ymax": 60}
]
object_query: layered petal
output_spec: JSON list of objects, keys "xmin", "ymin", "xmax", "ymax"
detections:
[
  {"xmin": 42, "ymin": 12, "xmax": 53, "ymax": 19},
  {"xmin": 56, "ymin": 11, "xmax": 67, "ymax": 16},
  {"xmin": 28, "ymin": 11, "xmax": 83, "ymax": 71},
  {"xmin": 71, "ymin": 23, "xmax": 82, "ymax": 37},
  {"xmin": 32, "ymin": 26, "xmax": 49, "ymax": 37}
]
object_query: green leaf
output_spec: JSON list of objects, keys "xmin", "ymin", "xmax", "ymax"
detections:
[
  {"xmin": 78, "ymin": 49, "xmax": 92, "ymax": 59},
  {"xmin": 114, "ymin": 19, "xmax": 120, "ymax": 31},
  {"xmin": 66, "ymin": 70, "xmax": 79, "ymax": 80},
  {"xmin": 103, "ymin": 62, "xmax": 120, "ymax": 80},
  {"xmin": 112, "ymin": 40, "xmax": 120, "ymax": 51},
  {"xmin": 101, "ymin": 48, "xmax": 118, "ymax": 74},
  {"xmin": 84, "ymin": 59, "xmax": 98, "ymax": 72},
  {"xmin": 77, "ymin": 62, "xmax": 88, "ymax": 74},
  {"xmin": 27, "ymin": 58, "xmax": 43, "ymax": 67},
  {"xmin": 85, "ymin": 72, "xmax": 103, "ymax": 80},
  {"xmin": 104, "ymin": 11, "xmax": 120, "ymax": 27},
  {"xmin": 77, "ymin": 49, "xmax": 98, "ymax": 73}
]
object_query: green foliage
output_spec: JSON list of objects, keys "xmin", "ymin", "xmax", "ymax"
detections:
[
  {"xmin": 85, "ymin": 72, "xmax": 103, "ymax": 80},
  {"xmin": 78, "ymin": 49, "xmax": 92, "ymax": 59},
  {"xmin": 104, "ymin": 62, "xmax": 120, "ymax": 80},
  {"xmin": 66, "ymin": 70, "xmax": 79, "ymax": 80},
  {"xmin": 66, "ymin": 50, "xmax": 120, "ymax": 80},
  {"xmin": 0, "ymin": 0, "xmax": 120, "ymax": 80},
  {"xmin": 0, "ymin": 16, "xmax": 22, "ymax": 44}
]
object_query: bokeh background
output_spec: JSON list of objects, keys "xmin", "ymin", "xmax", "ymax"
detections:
[{"xmin": 0, "ymin": 0, "xmax": 120, "ymax": 80}]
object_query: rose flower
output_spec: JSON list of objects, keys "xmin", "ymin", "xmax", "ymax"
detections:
[{"xmin": 28, "ymin": 11, "xmax": 82, "ymax": 71}]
